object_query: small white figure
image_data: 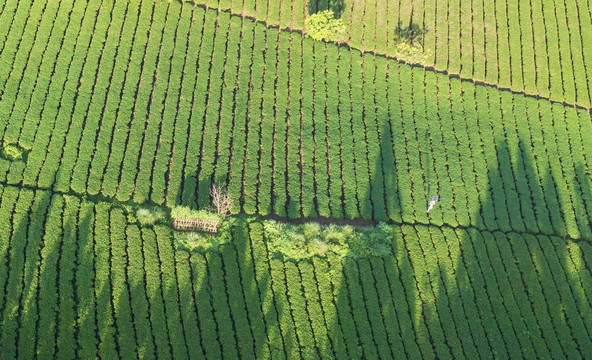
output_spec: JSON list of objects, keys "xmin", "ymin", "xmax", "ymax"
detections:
[{"xmin": 427, "ymin": 196, "xmax": 438, "ymax": 213}]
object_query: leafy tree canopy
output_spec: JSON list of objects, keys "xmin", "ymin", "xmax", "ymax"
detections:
[{"xmin": 305, "ymin": 10, "xmax": 345, "ymax": 42}]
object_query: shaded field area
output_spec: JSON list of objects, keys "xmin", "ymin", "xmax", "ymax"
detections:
[{"xmin": 0, "ymin": 184, "xmax": 591, "ymax": 359}]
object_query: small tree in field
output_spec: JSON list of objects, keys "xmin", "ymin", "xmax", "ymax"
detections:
[
  {"xmin": 305, "ymin": 10, "xmax": 345, "ymax": 42},
  {"xmin": 210, "ymin": 183, "xmax": 234, "ymax": 218}
]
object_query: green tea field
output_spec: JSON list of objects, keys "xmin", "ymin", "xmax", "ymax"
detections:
[{"xmin": 0, "ymin": 0, "xmax": 591, "ymax": 358}]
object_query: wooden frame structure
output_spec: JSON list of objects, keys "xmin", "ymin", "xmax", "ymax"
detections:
[{"xmin": 172, "ymin": 218, "xmax": 220, "ymax": 232}]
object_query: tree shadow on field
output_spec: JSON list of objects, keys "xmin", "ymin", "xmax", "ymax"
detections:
[
  {"xmin": 308, "ymin": 0, "xmax": 343, "ymax": 18},
  {"xmin": 426, "ymin": 103, "xmax": 592, "ymax": 358},
  {"xmin": 349, "ymin": 133, "xmax": 592, "ymax": 359},
  {"xmin": 158, "ymin": 87, "xmax": 592, "ymax": 359},
  {"xmin": 308, "ymin": 60, "xmax": 592, "ymax": 358},
  {"xmin": 0, "ymin": 187, "xmax": 35, "ymax": 360},
  {"xmin": 393, "ymin": 20, "xmax": 429, "ymax": 44},
  {"xmin": 76, "ymin": 52, "xmax": 592, "ymax": 360}
]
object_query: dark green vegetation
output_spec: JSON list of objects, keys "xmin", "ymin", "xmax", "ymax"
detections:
[
  {"xmin": 0, "ymin": 185, "xmax": 591, "ymax": 359},
  {"xmin": 0, "ymin": 0, "xmax": 591, "ymax": 358}
]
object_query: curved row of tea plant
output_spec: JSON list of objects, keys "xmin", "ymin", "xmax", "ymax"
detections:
[
  {"xmin": 1, "ymin": 3, "xmax": 591, "ymax": 240},
  {"xmin": 0, "ymin": 184, "xmax": 591, "ymax": 358}
]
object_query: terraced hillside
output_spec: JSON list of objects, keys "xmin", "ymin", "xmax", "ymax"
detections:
[{"xmin": 0, "ymin": 0, "xmax": 591, "ymax": 358}]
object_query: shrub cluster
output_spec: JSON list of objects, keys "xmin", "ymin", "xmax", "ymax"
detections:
[
  {"xmin": 305, "ymin": 10, "xmax": 345, "ymax": 43},
  {"xmin": 1, "ymin": 144, "xmax": 25, "ymax": 161},
  {"xmin": 394, "ymin": 42, "xmax": 432, "ymax": 65},
  {"xmin": 263, "ymin": 220, "xmax": 393, "ymax": 261},
  {"xmin": 135, "ymin": 207, "xmax": 167, "ymax": 226}
]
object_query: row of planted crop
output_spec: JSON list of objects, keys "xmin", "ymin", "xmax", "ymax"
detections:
[
  {"xmin": 0, "ymin": 187, "xmax": 97, "ymax": 359},
  {"xmin": 15, "ymin": 0, "xmax": 184, "ymax": 199},
  {"xmin": 399, "ymin": 223, "xmax": 592, "ymax": 358},
  {"xmin": 264, "ymin": 36, "xmax": 393, "ymax": 222},
  {"xmin": 362, "ymin": 0, "xmax": 592, "ymax": 107},
  {"xmin": 196, "ymin": 12, "xmax": 242, "ymax": 209},
  {"xmin": 66, "ymin": 0, "xmax": 144, "ymax": 195},
  {"xmin": 129, "ymin": 2, "xmax": 187, "ymax": 205},
  {"xmin": 326, "ymin": 0, "xmax": 589, "ymax": 107},
  {"xmin": 6, "ymin": 4, "xmax": 592, "ymax": 234},
  {"xmin": 0, "ymin": 0, "xmax": 51, "ymax": 102},
  {"xmin": 490, "ymin": 89, "xmax": 592, "ymax": 240},
  {"xmin": 86, "ymin": 0, "xmax": 165, "ymax": 198},
  {"xmin": 0, "ymin": 0, "xmax": 24, "ymax": 56},
  {"xmin": 115, "ymin": 5, "xmax": 238, "ymax": 208},
  {"xmin": 199, "ymin": 0, "xmax": 592, "ymax": 108},
  {"xmin": 1, "ymin": 184, "xmax": 592, "ymax": 357},
  {"xmin": 0, "ymin": 0, "xmax": 69, "ymax": 139},
  {"xmin": 232, "ymin": 163, "xmax": 592, "ymax": 354},
  {"xmin": 0, "ymin": 187, "xmax": 400, "ymax": 359},
  {"xmin": 2, "ymin": 0, "xmax": 82, "ymax": 147},
  {"xmin": 388, "ymin": 65, "xmax": 592, "ymax": 238},
  {"xmin": 258, "ymin": 219, "xmax": 446, "ymax": 358},
  {"xmin": 0, "ymin": 0, "xmax": 144, "ymax": 193},
  {"xmin": 16, "ymin": 0, "xmax": 113, "ymax": 190},
  {"xmin": 12, "ymin": 8, "xmax": 328, "ymax": 219},
  {"xmin": 14, "ymin": 0, "xmax": 121, "ymax": 189},
  {"xmin": 0, "ymin": 1, "xmax": 472, "ymax": 216},
  {"xmin": 193, "ymin": 0, "xmax": 306, "ymax": 29},
  {"xmin": 157, "ymin": 12, "xmax": 592, "ymax": 234},
  {"xmin": 0, "ymin": 187, "xmax": 190, "ymax": 358},
  {"xmin": 275, "ymin": 32, "xmax": 392, "ymax": 221}
]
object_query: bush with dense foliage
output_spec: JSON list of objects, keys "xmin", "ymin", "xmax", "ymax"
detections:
[
  {"xmin": 304, "ymin": 10, "xmax": 345, "ymax": 42},
  {"xmin": 394, "ymin": 42, "xmax": 432, "ymax": 65},
  {"xmin": 135, "ymin": 207, "xmax": 166, "ymax": 226},
  {"xmin": 263, "ymin": 220, "xmax": 393, "ymax": 260},
  {"xmin": 1, "ymin": 144, "xmax": 24, "ymax": 161}
]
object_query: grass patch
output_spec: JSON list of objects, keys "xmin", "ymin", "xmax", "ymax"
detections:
[
  {"xmin": 135, "ymin": 206, "xmax": 167, "ymax": 226},
  {"xmin": 1, "ymin": 143, "xmax": 26, "ymax": 162}
]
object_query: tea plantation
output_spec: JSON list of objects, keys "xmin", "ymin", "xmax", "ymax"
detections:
[{"xmin": 0, "ymin": 0, "xmax": 591, "ymax": 358}]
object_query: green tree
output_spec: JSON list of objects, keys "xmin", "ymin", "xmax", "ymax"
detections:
[{"xmin": 305, "ymin": 10, "xmax": 345, "ymax": 43}]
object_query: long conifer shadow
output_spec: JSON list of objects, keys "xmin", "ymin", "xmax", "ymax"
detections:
[
  {"xmin": 575, "ymin": 162, "xmax": 592, "ymax": 230},
  {"xmin": 231, "ymin": 219, "xmax": 288, "ymax": 359},
  {"xmin": 393, "ymin": 21, "xmax": 429, "ymax": 44},
  {"xmin": 160, "ymin": 126, "xmax": 592, "ymax": 358},
  {"xmin": 318, "ymin": 82, "xmax": 592, "ymax": 358},
  {"xmin": 299, "ymin": 53, "xmax": 421, "ymax": 358},
  {"xmin": 446, "ymin": 136, "xmax": 592, "ymax": 358},
  {"xmin": 0, "ymin": 188, "xmax": 37, "ymax": 359},
  {"xmin": 1, "ymin": 110, "xmax": 591, "ymax": 360},
  {"xmin": 154, "ymin": 57, "xmax": 592, "ymax": 360}
]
